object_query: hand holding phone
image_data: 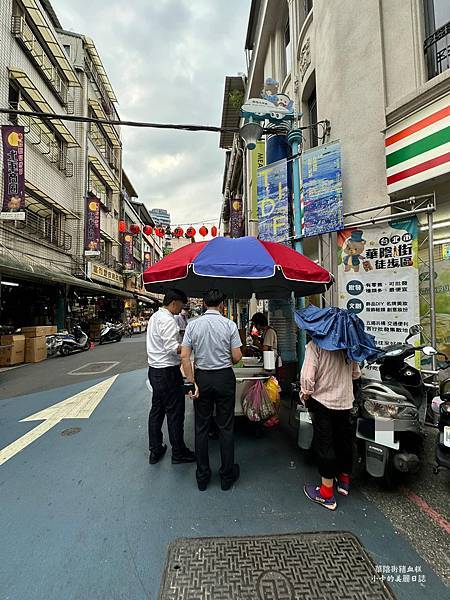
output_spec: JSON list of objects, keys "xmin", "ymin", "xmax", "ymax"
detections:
[{"xmin": 184, "ymin": 382, "xmax": 195, "ymax": 395}]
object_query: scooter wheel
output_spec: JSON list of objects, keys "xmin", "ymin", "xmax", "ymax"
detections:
[{"xmin": 59, "ymin": 345, "xmax": 71, "ymax": 357}]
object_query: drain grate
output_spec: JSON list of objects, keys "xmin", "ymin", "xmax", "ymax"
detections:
[{"xmin": 159, "ymin": 531, "xmax": 395, "ymax": 600}]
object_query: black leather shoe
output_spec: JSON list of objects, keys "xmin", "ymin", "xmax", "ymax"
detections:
[
  {"xmin": 197, "ymin": 477, "xmax": 211, "ymax": 492},
  {"xmin": 149, "ymin": 444, "xmax": 167, "ymax": 465},
  {"xmin": 221, "ymin": 464, "xmax": 240, "ymax": 491},
  {"xmin": 172, "ymin": 448, "xmax": 196, "ymax": 464}
]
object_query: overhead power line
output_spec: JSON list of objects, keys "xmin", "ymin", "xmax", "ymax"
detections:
[
  {"xmin": 0, "ymin": 108, "xmax": 325, "ymax": 138},
  {"xmin": 0, "ymin": 107, "xmax": 240, "ymax": 134}
]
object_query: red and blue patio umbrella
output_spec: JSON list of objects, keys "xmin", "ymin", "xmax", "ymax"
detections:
[{"xmin": 143, "ymin": 236, "xmax": 333, "ymax": 299}]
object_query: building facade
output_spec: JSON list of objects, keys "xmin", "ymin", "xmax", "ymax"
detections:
[
  {"xmin": 57, "ymin": 28, "xmax": 123, "ymax": 288},
  {"xmin": 0, "ymin": 0, "xmax": 83, "ymax": 328},
  {"xmin": 149, "ymin": 207, "xmax": 170, "ymax": 229},
  {"xmin": 222, "ymin": 0, "xmax": 450, "ymax": 354},
  {"xmin": 0, "ymin": 0, "xmax": 163, "ymax": 330}
]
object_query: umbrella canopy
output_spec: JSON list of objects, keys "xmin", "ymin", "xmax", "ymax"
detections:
[
  {"xmin": 143, "ymin": 236, "xmax": 333, "ymax": 299},
  {"xmin": 294, "ymin": 304, "xmax": 380, "ymax": 363}
]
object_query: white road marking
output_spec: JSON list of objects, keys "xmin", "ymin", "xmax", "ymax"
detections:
[
  {"xmin": 0, "ymin": 375, "xmax": 118, "ymax": 466},
  {"xmin": 68, "ymin": 361, "xmax": 119, "ymax": 375}
]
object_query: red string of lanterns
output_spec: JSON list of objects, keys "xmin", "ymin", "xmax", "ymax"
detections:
[{"xmin": 118, "ymin": 221, "xmax": 218, "ymax": 239}]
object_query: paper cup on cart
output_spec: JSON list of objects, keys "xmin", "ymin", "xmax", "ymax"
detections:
[{"xmin": 263, "ymin": 350, "xmax": 276, "ymax": 371}]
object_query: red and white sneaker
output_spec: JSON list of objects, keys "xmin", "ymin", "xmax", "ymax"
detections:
[
  {"xmin": 335, "ymin": 477, "xmax": 350, "ymax": 496},
  {"xmin": 303, "ymin": 484, "xmax": 337, "ymax": 511}
]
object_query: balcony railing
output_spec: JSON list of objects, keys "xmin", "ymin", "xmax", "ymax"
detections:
[
  {"xmin": 99, "ymin": 250, "xmax": 123, "ymax": 273},
  {"xmin": 88, "ymin": 122, "xmax": 120, "ymax": 173},
  {"xmin": 10, "ymin": 104, "xmax": 73, "ymax": 177},
  {"xmin": 424, "ymin": 21, "xmax": 450, "ymax": 79},
  {"xmin": 7, "ymin": 208, "xmax": 72, "ymax": 252},
  {"xmin": 11, "ymin": 15, "xmax": 69, "ymax": 105}
]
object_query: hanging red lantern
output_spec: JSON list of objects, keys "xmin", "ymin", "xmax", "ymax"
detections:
[
  {"xmin": 173, "ymin": 226, "xmax": 184, "ymax": 238},
  {"xmin": 199, "ymin": 225, "xmax": 208, "ymax": 237},
  {"xmin": 118, "ymin": 220, "xmax": 126, "ymax": 233},
  {"xmin": 130, "ymin": 223, "xmax": 140, "ymax": 234},
  {"xmin": 155, "ymin": 227, "xmax": 165, "ymax": 237},
  {"xmin": 143, "ymin": 225, "xmax": 153, "ymax": 235},
  {"xmin": 186, "ymin": 226, "xmax": 196, "ymax": 238},
  {"xmin": 211, "ymin": 225, "xmax": 218, "ymax": 237}
]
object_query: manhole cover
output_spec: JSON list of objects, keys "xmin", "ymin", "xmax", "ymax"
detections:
[
  {"xmin": 159, "ymin": 532, "xmax": 395, "ymax": 600},
  {"xmin": 60, "ymin": 427, "xmax": 81, "ymax": 437}
]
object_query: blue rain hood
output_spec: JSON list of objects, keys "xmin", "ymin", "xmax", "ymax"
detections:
[{"xmin": 294, "ymin": 305, "xmax": 380, "ymax": 363}]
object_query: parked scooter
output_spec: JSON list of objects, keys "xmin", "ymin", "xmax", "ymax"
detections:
[
  {"xmin": 355, "ymin": 325, "xmax": 437, "ymax": 487},
  {"xmin": 58, "ymin": 325, "xmax": 90, "ymax": 356},
  {"xmin": 431, "ymin": 358, "xmax": 450, "ymax": 473},
  {"xmin": 99, "ymin": 322, "xmax": 123, "ymax": 344},
  {"xmin": 45, "ymin": 334, "xmax": 63, "ymax": 357}
]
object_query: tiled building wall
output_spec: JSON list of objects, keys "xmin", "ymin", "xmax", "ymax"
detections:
[{"xmin": 0, "ymin": 0, "xmax": 80, "ymax": 274}]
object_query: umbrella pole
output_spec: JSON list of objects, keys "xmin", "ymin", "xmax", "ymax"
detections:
[{"xmin": 288, "ymin": 129, "xmax": 307, "ymax": 372}]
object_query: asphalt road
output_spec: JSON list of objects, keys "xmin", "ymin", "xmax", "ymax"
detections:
[
  {"xmin": 0, "ymin": 336, "xmax": 449, "ymax": 599},
  {"xmin": 0, "ymin": 334, "xmax": 148, "ymax": 400}
]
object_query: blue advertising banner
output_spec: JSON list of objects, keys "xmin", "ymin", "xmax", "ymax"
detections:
[
  {"xmin": 257, "ymin": 158, "xmax": 289, "ymax": 243},
  {"xmin": 301, "ymin": 140, "xmax": 343, "ymax": 237}
]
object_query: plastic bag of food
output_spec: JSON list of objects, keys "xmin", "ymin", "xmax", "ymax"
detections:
[
  {"xmin": 242, "ymin": 380, "xmax": 275, "ymax": 422},
  {"xmin": 265, "ymin": 376, "xmax": 281, "ymax": 405}
]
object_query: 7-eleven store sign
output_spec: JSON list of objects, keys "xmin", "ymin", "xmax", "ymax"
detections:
[{"xmin": 385, "ymin": 95, "xmax": 449, "ymax": 194}]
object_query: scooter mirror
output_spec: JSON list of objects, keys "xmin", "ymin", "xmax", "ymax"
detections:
[
  {"xmin": 408, "ymin": 324, "xmax": 423, "ymax": 336},
  {"xmin": 422, "ymin": 346, "xmax": 438, "ymax": 356}
]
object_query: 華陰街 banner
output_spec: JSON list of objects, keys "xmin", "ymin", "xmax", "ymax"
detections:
[
  {"xmin": 1, "ymin": 125, "xmax": 25, "ymax": 220},
  {"xmin": 122, "ymin": 233, "xmax": 134, "ymax": 271},
  {"xmin": 84, "ymin": 196, "xmax": 101, "ymax": 255},
  {"xmin": 337, "ymin": 217, "xmax": 419, "ymax": 376}
]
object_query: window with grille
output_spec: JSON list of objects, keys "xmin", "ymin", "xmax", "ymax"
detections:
[{"xmin": 423, "ymin": 0, "xmax": 450, "ymax": 78}]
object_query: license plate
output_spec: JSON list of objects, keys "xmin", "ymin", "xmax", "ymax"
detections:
[{"xmin": 444, "ymin": 426, "xmax": 450, "ymax": 448}]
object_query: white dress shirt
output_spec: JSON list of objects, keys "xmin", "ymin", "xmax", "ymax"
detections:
[{"xmin": 146, "ymin": 307, "xmax": 180, "ymax": 368}]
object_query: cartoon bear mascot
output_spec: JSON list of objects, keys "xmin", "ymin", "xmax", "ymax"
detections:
[{"xmin": 343, "ymin": 230, "xmax": 366, "ymax": 273}]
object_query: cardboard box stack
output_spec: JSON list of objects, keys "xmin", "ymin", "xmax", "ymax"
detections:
[
  {"xmin": 0, "ymin": 335, "xmax": 26, "ymax": 367},
  {"xmin": 21, "ymin": 326, "xmax": 56, "ymax": 364}
]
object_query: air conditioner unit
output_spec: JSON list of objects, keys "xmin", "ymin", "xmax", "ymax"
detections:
[{"xmin": 11, "ymin": 15, "xmax": 24, "ymax": 36}]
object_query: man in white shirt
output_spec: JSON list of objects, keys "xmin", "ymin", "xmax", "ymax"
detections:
[{"xmin": 147, "ymin": 289, "xmax": 195, "ymax": 465}]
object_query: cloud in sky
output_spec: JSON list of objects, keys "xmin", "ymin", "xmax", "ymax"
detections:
[{"xmin": 53, "ymin": 0, "xmax": 249, "ymax": 226}]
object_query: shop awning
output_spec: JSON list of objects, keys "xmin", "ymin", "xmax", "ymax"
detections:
[
  {"xmin": 26, "ymin": 180, "xmax": 79, "ymax": 219},
  {"xmin": 88, "ymin": 99, "xmax": 121, "ymax": 148},
  {"xmin": 0, "ymin": 254, "xmax": 133, "ymax": 298},
  {"xmin": 136, "ymin": 294, "xmax": 160, "ymax": 305},
  {"xmin": 84, "ymin": 37, "xmax": 117, "ymax": 103},
  {"xmin": 100, "ymin": 229, "xmax": 120, "ymax": 245},
  {"xmin": 21, "ymin": 0, "xmax": 80, "ymax": 86},
  {"xmin": 88, "ymin": 155, "xmax": 120, "ymax": 192},
  {"xmin": 77, "ymin": 284, "xmax": 134, "ymax": 299},
  {"xmin": 9, "ymin": 68, "xmax": 79, "ymax": 147}
]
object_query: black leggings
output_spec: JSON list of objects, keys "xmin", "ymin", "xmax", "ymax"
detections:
[{"xmin": 308, "ymin": 397, "xmax": 353, "ymax": 479}]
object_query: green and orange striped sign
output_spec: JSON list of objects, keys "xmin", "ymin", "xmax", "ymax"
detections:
[{"xmin": 385, "ymin": 95, "xmax": 449, "ymax": 194}]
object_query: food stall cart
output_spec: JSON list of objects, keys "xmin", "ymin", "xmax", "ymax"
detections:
[{"xmin": 143, "ymin": 236, "xmax": 333, "ymax": 417}]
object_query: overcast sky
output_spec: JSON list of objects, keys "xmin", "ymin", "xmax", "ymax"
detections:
[{"xmin": 53, "ymin": 0, "xmax": 249, "ymax": 228}]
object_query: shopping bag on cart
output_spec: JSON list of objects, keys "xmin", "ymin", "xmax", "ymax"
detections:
[
  {"xmin": 242, "ymin": 380, "xmax": 275, "ymax": 422},
  {"xmin": 265, "ymin": 376, "xmax": 281, "ymax": 406}
]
